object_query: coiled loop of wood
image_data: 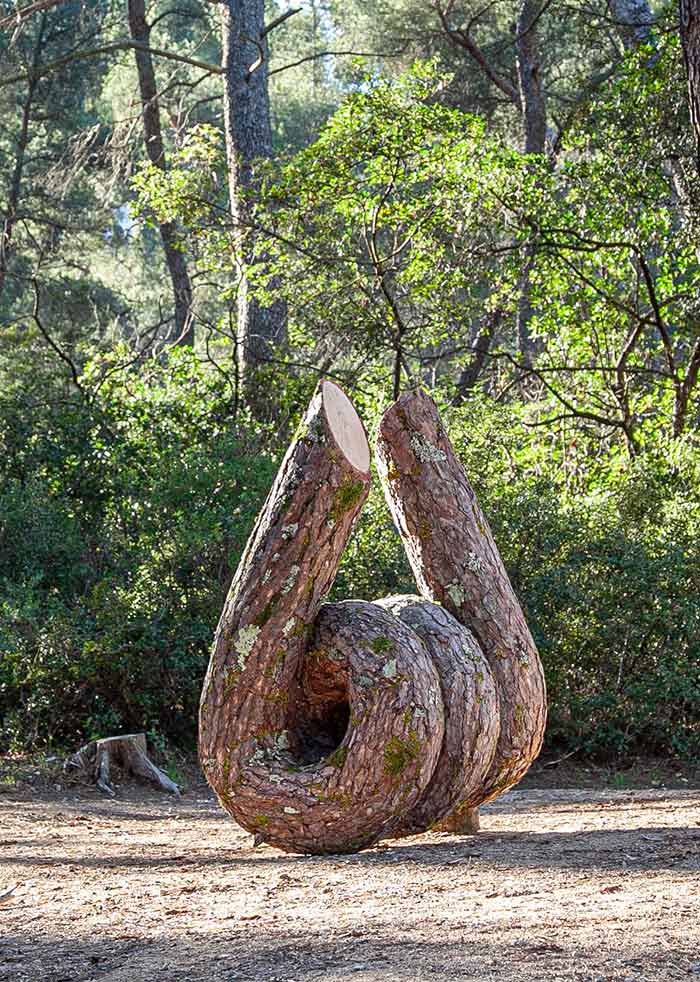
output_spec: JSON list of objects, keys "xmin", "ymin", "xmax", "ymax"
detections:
[{"xmin": 199, "ymin": 382, "xmax": 545, "ymax": 854}]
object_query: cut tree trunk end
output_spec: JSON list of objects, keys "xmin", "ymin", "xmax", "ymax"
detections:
[
  {"xmin": 201, "ymin": 383, "xmax": 545, "ymax": 854},
  {"xmin": 64, "ymin": 733, "xmax": 180, "ymax": 797}
]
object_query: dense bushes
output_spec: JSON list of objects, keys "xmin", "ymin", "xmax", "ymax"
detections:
[
  {"xmin": 0, "ymin": 350, "xmax": 277, "ymax": 749},
  {"xmin": 1, "ymin": 357, "xmax": 698, "ymax": 760},
  {"xmin": 338, "ymin": 397, "xmax": 700, "ymax": 760}
]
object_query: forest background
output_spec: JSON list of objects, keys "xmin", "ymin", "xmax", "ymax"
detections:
[{"xmin": 1, "ymin": 0, "xmax": 698, "ymax": 766}]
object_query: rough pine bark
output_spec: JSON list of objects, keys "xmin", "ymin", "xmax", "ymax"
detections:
[
  {"xmin": 199, "ymin": 381, "xmax": 444, "ymax": 854},
  {"xmin": 202, "ymin": 384, "xmax": 545, "ymax": 853},
  {"xmin": 375, "ymin": 389, "xmax": 547, "ymax": 804},
  {"xmin": 374, "ymin": 595, "xmax": 499, "ymax": 835}
]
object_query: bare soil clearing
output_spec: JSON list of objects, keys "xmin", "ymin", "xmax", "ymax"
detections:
[{"xmin": 1, "ymin": 778, "xmax": 698, "ymax": 982}]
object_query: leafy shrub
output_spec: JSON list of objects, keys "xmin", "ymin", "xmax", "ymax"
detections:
[
  {"xmin": 0, "ymin": 350, "xmax": 277, "ymax": 750},
  {"xmin": 2, "ymin": 359, "xmax": 698, "ymax": 761},
  {"xmin": 337, "ymin": 396, "xmax": 700, "ymax": 760}
]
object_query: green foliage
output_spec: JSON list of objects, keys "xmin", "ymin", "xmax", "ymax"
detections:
[
  {"xmin": 340, "ymin": 396, "xmax": 700, "ymax": 760},
  {"xmin": 0, "ymin": 349, "xmax": 277, "ymax": 749},
  {"xmin": 255, "ymin": 64, "xmax": 515, "ymax": 381},
  {"xmin": 2, "ymin": 0, "xmax": 699, "ymax": 768},
  {"xmin": 509, "ymin": 35, "xmax": 700, "ymax": 452},
  {"xmin": 333, "ymin": 480, "xmax": 414, "ymax": 601}
]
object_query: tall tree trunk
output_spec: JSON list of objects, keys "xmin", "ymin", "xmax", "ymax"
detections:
[
  {"xmin": 681, "ymin": 0, "xmax": 700, "ymax": 174},
  {"xmin": 516, "ymin": 0, "xmax": 547, "ymax": 156},
  {"xmin": 128, "ymin": 0, "xmax": 194, "ymax": 346},
  {"xmin": 514, "ymin": 0, "xmax": 547, "ymax": 363},
  {"xmin": 0, "ymin": 16, "xmax": 44, "ymax": 307},
  {"xmin": 454, "ymin": 313, "xmax": 497, "ymax": 402},
  {"xmin": 0, "ymin": 79, "xmax": 35, "ymax": 307},
  {"xmin": 221, "ymin": 0, "xmax": 287, "ymax": 398}
]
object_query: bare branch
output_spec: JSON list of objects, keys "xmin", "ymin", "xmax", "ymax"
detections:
[
  {"xmin": 1, "ymin": 40, "xmax": 223, "ymax": 88},
  {"xmin": 267, "ymin": 47, "xmax": 407, "ymax": 78},
  {"xmin": 262, "ymin": 7, "xmax": 301, "ymax": 38},
  {"xmin": 432, "ymin": 0, "xmax": 520, "ymax": 106},
  {"xmin": 31, "ymin": 277, "xmax": 84, "ymax": 393},
  {"xmin": 0, "ymin": 0, "xmax": 66, "ymax": 31}
]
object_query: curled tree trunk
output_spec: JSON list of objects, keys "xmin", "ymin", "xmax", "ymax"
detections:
[
  {"xmin": 375, "ymin": 390, "xmax": 546, "ymax": 806},
  {"xmin": 374, "ymin": 595, "xmax": 499, "ymax": 836},
  {"xmin": 200, "ymin": 383, "xmax": 545, "ymax": 854},
  {"xmin": 199, "ymin": 381, "xmax": 444, "ymax": 854}
]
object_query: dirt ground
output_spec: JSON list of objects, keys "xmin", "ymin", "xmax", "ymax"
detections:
[{"xmin": 1, "ymin": 765, "xmax": 699, "ymax": 982}]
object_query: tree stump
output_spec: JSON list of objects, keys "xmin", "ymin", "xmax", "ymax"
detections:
[
  {"xmin": 64, "ymin": 733, "xmax": 180, "ymax": 797},
  {"xmin": 199, "ymin": 381, "xmax": 546, "ymax": 854}
]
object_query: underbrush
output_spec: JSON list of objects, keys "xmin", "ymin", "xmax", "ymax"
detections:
[{"xmin": 1, "ymin": 361, "xmax": 698, "ymax": 761}]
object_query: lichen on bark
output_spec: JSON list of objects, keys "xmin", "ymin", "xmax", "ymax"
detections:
[{"xmin": 199, "ymin": 383, "xmax": 545, "ymax": 854}]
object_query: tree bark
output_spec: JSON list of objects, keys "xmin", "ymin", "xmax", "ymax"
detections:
[
  {"xmin": 374, "ymin": 595, "xmax": 499, "ymax": 835},
  {"xmin": 0, "ymin": 78, "xmax": 35, "ymax": 308},
  {"xmin": 681, "ymin": 0, "xmax": 700, "ymax": 174},
  {"xmin": 375, "ymin": 389, "xmax": 547, "ymax": 803},
  {"xmin": 199, "ymin": 381, "xmax": 445, "ymax": 854},
  {"xmin": 454, "ymin": 313, "xmax": 498, "ymax": 401},
  {"xmin": 516, "ymin": 0, "xmax": 547, "ymax": 157},
  {"xmin": 221, "ymin": 0, "xmax": 287, "ymax": 395},
  {"xmin": 0, "ymin": 14, "xmax": 45, "ymax": 308},
  {"xmin": 128, "ymin": 0, "xmax": 194, "ymax": 346},
  {"xmin": 201, "ymin": 385, "xmax": 544, "ymax": 853},
  {"xmin": 514, "ymin": 0, "xmax": 547, "ymax": 362}
]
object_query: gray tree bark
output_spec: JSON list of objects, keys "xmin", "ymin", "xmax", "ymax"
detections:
[
  {"xmin": 515, "ymin": 0, "xmax": 547, "ymax": 362},
  {"xmin": 128, "ymin": 0, "xmax": 194, "ymax": 346},
  {"xmin": 516, "ymin": 0, "xmax": 547, "ymax": 156},
  {"xmin": 0, "ymin": 20, "xmax": 42, "ymax": 307},
  {"xmin": 64, "ymin": 733, "xmax": 180, "ymax": 796},
  {"xmin": 221, "ymin": 0, "xmax": 287, "ymax": 395},
  {"xmin": 681, "ymin": 0, "xmax": 700, "ymax": 174},
  {"xmin": 454, "ymin": 312, "xmax": 498, "ymax": 401}
]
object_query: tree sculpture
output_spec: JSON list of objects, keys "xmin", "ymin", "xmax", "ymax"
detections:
[{"xmin": 199, "ymin": 381, "xmax": 546, "ymax": 854}]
